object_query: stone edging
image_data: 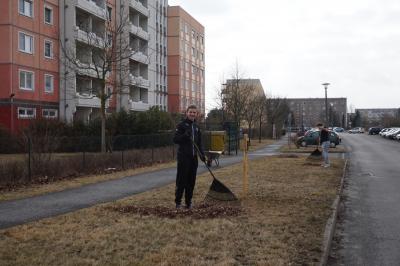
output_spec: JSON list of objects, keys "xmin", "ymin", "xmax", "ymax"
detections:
[{"xmin": 319, "ymin": 158, "xmax": 348, "ymax": 266}]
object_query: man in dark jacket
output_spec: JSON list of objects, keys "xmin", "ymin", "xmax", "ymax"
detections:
[
  {"xmin": 173, "ymin": 105, "xmax": 205, "ymax": 209},
  {"xmin": 317, "ymin": 123, "xmax": 330, "ymax": 167}
]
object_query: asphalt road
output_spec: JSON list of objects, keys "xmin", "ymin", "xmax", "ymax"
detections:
[
  {"xmin": 0, "ymin": 138, "xmax": 285, "ymax": 229},
  {"xmin": 328, "ymin": 133, "xmax": 400, "ymax": 265}
]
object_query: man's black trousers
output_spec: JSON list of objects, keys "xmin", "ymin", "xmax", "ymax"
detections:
[{"xmin": 175, "ymin": 155, "xmax": 198, "ymax": 206}]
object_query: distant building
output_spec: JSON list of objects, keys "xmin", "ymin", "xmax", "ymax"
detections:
[
  {"xmin": 167, "ymin": 6, "xmax": 205, "ymax": 116},
  {"xmin": 286, "ymin": 98, "xmax": 347, "ymax": 128},
  {"xmin": 356, "ymin": 108, "xmax": 400, "ymax": 126},
  {"xmin": 223, "ymin": 79, "xmax": 265, "ymax": 127}
]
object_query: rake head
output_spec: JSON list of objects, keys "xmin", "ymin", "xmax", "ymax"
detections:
[
  {"xmin": 307, "ymin": 148, "xmax": 322, "ymax": 160},
  {"xmin": 205, "ymin": 178, "xmax": 238, "ymax": 201}
]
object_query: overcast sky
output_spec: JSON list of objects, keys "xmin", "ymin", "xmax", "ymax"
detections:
[{"xmin": 168, "ymin": 0, "xmax": 400, "ymax": 111}]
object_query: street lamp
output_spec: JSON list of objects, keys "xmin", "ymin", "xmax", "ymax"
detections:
[{"xmin": 322, "ymin": 83, "xmax": 330, "ymax": 126}]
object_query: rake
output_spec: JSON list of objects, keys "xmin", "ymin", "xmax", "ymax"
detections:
[{"xmin": 193, "ymin": 142, "xmax": 238, "ymax": 201}]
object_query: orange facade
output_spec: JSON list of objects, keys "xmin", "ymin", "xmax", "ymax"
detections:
[
  {"xmin": 0, "ymin": 0, "xmax": 59, "ymax": 133},
  {"xmin": 167, "ymin": 6, "xmax": 205, "ymax": 116}
]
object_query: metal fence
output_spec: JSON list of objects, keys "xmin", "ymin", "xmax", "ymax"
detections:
[{"xmin": 0, "ymin": 133, "xmax": 176, "ymax": 187}]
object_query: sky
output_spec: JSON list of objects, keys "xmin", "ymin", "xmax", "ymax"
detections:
[{"xmin": 168, "ymin": 0, "xmax": 400, "ymax": 112}]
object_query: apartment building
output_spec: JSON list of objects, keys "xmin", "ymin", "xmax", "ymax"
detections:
[
  {"xmin": 0, "ymin": 0, "xmax": 169, "ymax": 132},
  {"xmin": 167, "ymin": 6, "xmax": 205, "ymax": 116},
  {"xmin": 286, "ymin": 98, "xmax": 347, "ymax": 128},
  {"xmin": 59, "ymin": 0, "xmax": 168, "ymax": 123},
  {"xmin": 0, "ymin": 0, "xmax": 60, "ymax": 133}
]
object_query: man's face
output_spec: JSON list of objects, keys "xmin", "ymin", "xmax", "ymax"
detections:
[{"xmin": 186, "ymin": 108, "xmax": 197, "ymax": 121}]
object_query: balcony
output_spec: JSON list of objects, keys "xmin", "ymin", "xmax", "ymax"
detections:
[
  {"xmin": 129, "ymin": 23, "xmax": 149, "ymax": 40},
  {"xmin": 129, "ymin": 100, "xmax": 149, "ymax": 111},
  {"xmin": 75, "ymin": 27, "xmax": 105, "ymax": 47},
  {"xmin": 75, "ymin": 93, "xmax": 101, "ymax": 108},
  {"xmin": 129, "ymin": 75, "xmax": 150, "ymax": 88},
  {"xmin": 130, "ymin": 51, "xmax": 148, "ymax": 64},
  {"xmin": 77, "ymin": 0, "xmax": 106, "ymax": 20},
  {"xmin": 129, "ymin": 0, "xmax": 149, "ymax": 17}
]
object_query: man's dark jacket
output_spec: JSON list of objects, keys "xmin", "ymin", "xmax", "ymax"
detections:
[{"xmin": 173, "ymin": 118, "xmax": 204, "ymax": 158}]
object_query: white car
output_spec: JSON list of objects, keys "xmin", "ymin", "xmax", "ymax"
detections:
[{"xmin": 348, "ymin": 127, "xmax": 365, "ymax": 134}]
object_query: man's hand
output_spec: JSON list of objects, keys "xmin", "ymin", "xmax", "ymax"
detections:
[{"xmin": 199, "ymin": 153, "xmax": 206, "ymax": 162}]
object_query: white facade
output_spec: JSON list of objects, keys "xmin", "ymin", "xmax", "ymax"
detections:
[{"xmin": 59, "ymin": 0, "xmax": 168, "ymax": 123}]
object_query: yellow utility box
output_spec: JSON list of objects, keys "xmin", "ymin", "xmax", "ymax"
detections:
[{"xmin": 210, "ymin": 131, "xmax": 225, "ymax": 152}]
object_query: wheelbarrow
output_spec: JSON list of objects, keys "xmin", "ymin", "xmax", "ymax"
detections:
[{"xmin": 204, "ymin": 150, "xmax": 223, "ymax": 167}]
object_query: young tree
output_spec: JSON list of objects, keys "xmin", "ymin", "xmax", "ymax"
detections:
[
  {"xmin": 61, "ymin": 5, "xmax": 145, "ymax": 152},
  {"xmin": 265, "ymin": 96, "xmax": 290, "ymax": 139}
]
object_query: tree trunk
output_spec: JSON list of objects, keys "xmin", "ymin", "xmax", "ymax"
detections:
[{"xmin": 101, "ymin": 104, "xmax": 106, "ymax": 153}]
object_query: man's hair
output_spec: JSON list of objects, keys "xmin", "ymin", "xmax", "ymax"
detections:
[
  {"xmin": 186, "ymin": 105, "xmax": 197, "ymax": 111},
  {"xmin": 316, "ymin": 123, "xmax": 323, "ymax": 127}
]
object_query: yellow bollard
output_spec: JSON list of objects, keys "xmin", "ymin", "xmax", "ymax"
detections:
[{"xmin": 242, "ymin": 134, "xmax": 249, "ymax": 198}]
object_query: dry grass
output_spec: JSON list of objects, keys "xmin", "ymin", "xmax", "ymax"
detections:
[
  {"xmin": 280, "ymin": 144, "xmax": 347, "ymax": 153},
  {"xmin": 0, "ymin": 162, "xmax": 175, "ymax": 202},
  {"xmin": 0, "ymin": 156, "xmax": 344, "ymax": 265}
]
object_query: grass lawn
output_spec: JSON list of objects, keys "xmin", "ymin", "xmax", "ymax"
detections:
[{"xmin": 0, "ymin": 155, "xmax": 344, "ymax": 265}]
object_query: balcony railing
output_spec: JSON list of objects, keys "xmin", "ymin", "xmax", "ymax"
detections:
[
  {"xmin": 129, "ymin": 100, "xmax": 149, "ymax": 111},
  {"xmin": 129, "ymin": 74, "xmax": 150, "ymax": 88},
  {"xmin": 77, "ymin": 0, "xmax": 106, "ymax": 20},
  {"xmin": 75, "ymin": 27, "xmax": 105, "ymax": 47},
  {"xmin": 130, "ymin": 50, "xmax": 148, "ymax": 64},
  {"xmin": 129, "ymin": 0, "xmax": 149, "ymax": 17},
  {"xmin": 75, "ymin": 93, "xmax": 102, "ymax": 108},
  {"xmin": 129, "ymin": 23, "xmax": 149, "ymax": 40}
]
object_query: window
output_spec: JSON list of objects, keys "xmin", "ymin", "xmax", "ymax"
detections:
[
  {"xmin": 19, "ymin": 70, "xmax": 34, "ymax": 91},
  {"xmin": 44, "ymin": 74, "xmax": 54, "ymax": 93},
  {"xmin": 42, "ymin": 109, "xmax": 58, "ymax": 119},
  {"xmin": 44, "ymin": 6, "xmax": 53, "ymax": 24},
  {"xmin": 18, "ymin": 107, "xmax": 36, "ymax": 119},
  {"xmin": 107, "ymin": 6, "xmax": 112, "ymax": 21},
  {"xmin": 19, "ymin": 0, "xmax": 33, "ymax": 17},
  {"xmin": 19, "ymin": 32, "xmax": 34, "ymax": 54},
  {"xmin": 44, "ymin": 40, "xmax": 53, "ymax": 58}
]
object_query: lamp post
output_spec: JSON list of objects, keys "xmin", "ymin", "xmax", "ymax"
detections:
[{"xmin": 322, "ymin": 83, "xmax": 330, "ymax": 126}]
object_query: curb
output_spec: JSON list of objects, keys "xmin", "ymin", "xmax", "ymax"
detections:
[{"xmin": 319, "ymin": 158, "xmax": 348, "ymax": 266}]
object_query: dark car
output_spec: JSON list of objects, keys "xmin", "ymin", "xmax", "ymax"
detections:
[
  {"xmin": 368, "ymin": 127, "xmax": 381, "ymax": 135},
  {"xmin": 296, "ymin": 130, "xmax": 341, "ymax": 148}
]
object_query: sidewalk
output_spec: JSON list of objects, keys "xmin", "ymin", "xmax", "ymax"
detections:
[{"xmin": 0, "ymin": 138, "xmax": 287, "ymax": 229}]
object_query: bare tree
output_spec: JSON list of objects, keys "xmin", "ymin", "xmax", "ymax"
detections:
[
  {"xmin": 61, "ymin": 5, "xmax": 147, "ymax": 152},
  {"xmin": 265, "ymin": 96, "xmax": 290, "ymax": 139},
  {"xmin": 222, "ymin": 63, "xmax": 253, "ymax": 129}
]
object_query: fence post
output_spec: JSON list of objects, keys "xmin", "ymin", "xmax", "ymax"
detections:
[
  {"xmin": 82, "ymin": 151, "xmax": 86, "ymax": 170},
  {"xmin": 28, "ymin": 136, "xmax": 31, "ymax": 182},
  {"xmin": 151, "ymin": 137, "xmax": 154, "ymax": 163},
  {"xmin": 121, "ymin": 150, "xmax": 124, "ymax": 169}
]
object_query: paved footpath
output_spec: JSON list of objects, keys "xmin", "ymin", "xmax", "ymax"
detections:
[{"xmin": 0, "ymin": 138, "xmax": 287, "ymax": 229}]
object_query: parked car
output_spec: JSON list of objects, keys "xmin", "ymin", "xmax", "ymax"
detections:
[
  {"xmin": 379, "ymin": 128, "xmax": 391, "ymax": 136},
  {"xmin": 368, "ymin": 127, "xmax": 382, "ymax": 135},
  {"xmin": 333, "ymin": 127, "xmax": 345, "ymax": 133},
  {"xmin": 296, "ymin": 130, "xmax": 341, "ymax": 148},
  {"xmin": 348, "ymin": 127, "xmax": 365, "ymax": 133},
  {"xmin": 382, "ymin": 128, "xmax": 400, "ymax": 138},
  {"xmin": 386, "ymin": 129, "xmax": 400, "ymax": 139}
]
